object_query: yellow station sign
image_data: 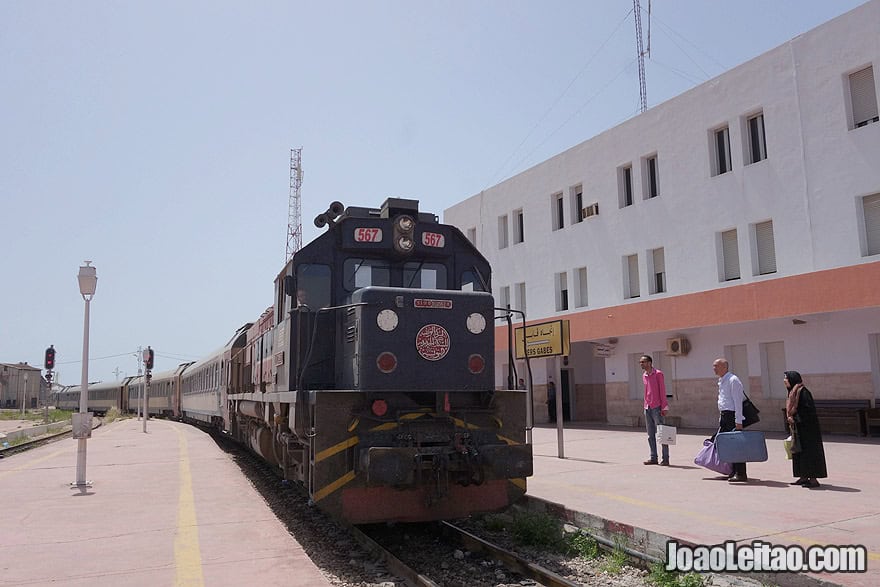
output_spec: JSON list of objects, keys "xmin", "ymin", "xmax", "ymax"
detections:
[{"xmin": 514, "ymin": 320, "xmax": 570, "ymax": 359}]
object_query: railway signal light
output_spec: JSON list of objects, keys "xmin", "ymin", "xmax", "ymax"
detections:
[
  {"xmin": 144, "ymin": 347, "xmax": 154, "ymax": 370},
  {"xmin": 44, "ymin": 345, "xmax": 55, "ymax": 370}
]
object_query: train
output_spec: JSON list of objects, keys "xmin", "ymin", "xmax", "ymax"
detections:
[{"xmin": 57, "ymin": 198, "xmax": 533, "ymax": 524}]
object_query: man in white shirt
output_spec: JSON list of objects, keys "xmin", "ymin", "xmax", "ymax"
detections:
[{"xmin": 713, "ymin": 358, "xmax": 747, "ymax": 482}]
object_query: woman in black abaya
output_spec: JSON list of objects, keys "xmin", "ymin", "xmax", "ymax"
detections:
[{"xmin": 784, "ymin": 371, "xmax": 827, "ymax": 489}]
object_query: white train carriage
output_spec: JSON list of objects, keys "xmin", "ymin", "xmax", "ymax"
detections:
[
  {"xmin": 54, "ymin": 380, "xmax": 127, "ymax": 415},
  {"xmin": 55, "ymin": 386, "xmax": 79, "ymax": 411},
  {"xmin": 180, "ymin": 324, "xmax": 249, "ymax": 430},
  {"xmin": 128, "ymin": 364, "xmax": 191, "ymax": 419}
]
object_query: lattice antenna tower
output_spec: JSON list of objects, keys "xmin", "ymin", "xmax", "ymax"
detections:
[
  {"xmin": 286, "ymin": 147, "xmax": 304, "ymax": 263},
  {"xmin": 633, "ymin": 0, "xmax": 651, "ymax": 113}
]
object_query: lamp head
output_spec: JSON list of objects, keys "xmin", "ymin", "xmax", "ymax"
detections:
[{"xmin": 78, "ymin": 261, "xmax": 97, "ymax": 298}]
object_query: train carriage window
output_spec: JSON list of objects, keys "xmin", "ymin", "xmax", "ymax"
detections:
[
  {"xmin": 343, "ymin": 258, "xmax": 390, "ymax": 291},
  {"xmin": 461, "ymin": 269, "xmax": 489, "ymax": 292},
  {"xmin": 296, "ymin": 264, "xmax": 332, "ymax": 309},
  {"xmin": 404, "ymin": 262, "xmax": 447, "ymax": 289}
]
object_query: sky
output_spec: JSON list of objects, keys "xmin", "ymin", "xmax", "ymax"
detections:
[{"xmin": 1, "ymin": 0, "xmax": 868, "ymax": 385}]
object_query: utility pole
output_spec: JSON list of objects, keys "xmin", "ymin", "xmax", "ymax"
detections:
[
  {"xmin": 285, "ymin": 147, "xmax": 304, "ymax": 263},
  {"xmin": 633, "ymin": 0, "xmax": 651, "ymax": 113},
  {"xmin": 143, "ymin": 346, "xmax": 153, "ymax": 433},
  {"xmin": 135, "ymin": 346, "xmax": 143, "ymax": 420}
]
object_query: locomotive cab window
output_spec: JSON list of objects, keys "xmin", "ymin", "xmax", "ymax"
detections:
[
  {"xmin": 296, "ymin": 263, "xmax": 331, "ymax": 309},
  {"xmin": 403, "ymin": 261, "xmax": 447, "ymax": 289},
  {"xmin": 344, "ymin": 258, "xmax": 391, "ymax": 291},
  {"xmin": 461, "ymin": 269, "xmax": 488, "ymax": 292}
]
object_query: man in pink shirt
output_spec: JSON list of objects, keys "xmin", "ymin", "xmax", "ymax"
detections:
[{"xmin": 640, "ymin": 355, "xmax": 670, "ymax": 465}]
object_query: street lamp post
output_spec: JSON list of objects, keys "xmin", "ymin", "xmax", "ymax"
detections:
[
  {"xmin": 74, "ymin": 261, "xmax": 97, "ymax": 488},
  {"xmin": 22, "ymin": 372, "xmax": 28, "ymax": 417}
]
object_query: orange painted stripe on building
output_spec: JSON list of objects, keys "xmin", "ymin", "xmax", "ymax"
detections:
[{"xmin": 495, "ymin": 261, "xmax": 880, "ymax": 349}]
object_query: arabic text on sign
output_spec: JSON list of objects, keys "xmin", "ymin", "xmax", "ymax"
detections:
[
  {"xmin": 354, "ymin": 227, "xmax": 383, "ymax": 243},
  {"xmin": 414, "ymin": 298, "xmax": 453, "ymax": 309}
]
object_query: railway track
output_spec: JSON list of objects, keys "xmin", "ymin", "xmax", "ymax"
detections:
[
  {"xmin": 0, "ymin": 425, "xmax": 73, "ymax": 458},
  {"xmin": 356, "ymin": 520, "xmax": 585, "ymax": 587}
]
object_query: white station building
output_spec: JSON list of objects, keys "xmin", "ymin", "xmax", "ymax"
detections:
[{"xmin": 444, "ymin": 0, "xmax": 880, "ymax": 432}]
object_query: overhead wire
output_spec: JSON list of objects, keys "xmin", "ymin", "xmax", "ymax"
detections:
[{"xmin": 486, "ymin": 8, "xmax": 635, "ymax": 187}]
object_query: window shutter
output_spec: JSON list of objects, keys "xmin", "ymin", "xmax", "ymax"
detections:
[
  {"xmin": 756, "ymin": 221, "xmax": 777, "ymax": 274},
  {"xmin": 627, "ymin": 255, "xmax": 640, "ymax": 298},
  {"xmin": 851, "ymin": 66, "xmax": 878, "ymax": 127},
  {"xmin": 722, "ymin": 229, "xmax": 740, "ymax": 280},
  {"xmin": 865, "ymin": 193, "xmax": 880, "ymax": 256},
  {"xmin": 652, "ymin": 248, "xmax": 665, "ymax": 274}
]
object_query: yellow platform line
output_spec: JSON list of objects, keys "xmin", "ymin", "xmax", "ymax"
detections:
[
  {"xmin": 173, "ymin": 426, "xmax": 204, "ymax": 587},
  {"xmin": 0, "ymin": 447, "xmax": 69, "ymax": 481}
]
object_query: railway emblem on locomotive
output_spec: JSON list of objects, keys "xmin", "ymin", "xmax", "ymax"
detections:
[{"xmin": 415, "ymin": 323, "xmax": 450, "ymax": 361}]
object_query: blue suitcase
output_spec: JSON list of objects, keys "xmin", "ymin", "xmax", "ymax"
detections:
[{"xmin": 715, "ymin": 430, "xmax": 768, "ymax": 462}]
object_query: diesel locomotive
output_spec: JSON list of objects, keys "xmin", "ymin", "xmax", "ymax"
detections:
[{"xmin": 60, "ymin": 198, "xmax": 533, "ymax": 524}]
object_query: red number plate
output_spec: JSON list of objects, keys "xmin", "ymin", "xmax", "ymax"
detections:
[
  {"xmin": 421, "ymin": 231, "xmax": 445, "ymax": 248},
  {"xmin": 354, "ymin": 227, "xmax": 383, "ymax": 243}
]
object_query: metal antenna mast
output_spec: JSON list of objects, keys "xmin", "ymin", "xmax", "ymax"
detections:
[
  {"xmin": 286, "ymin": 147, "xmax": 304, "ymax": 263},
  {"xmin": 633, "ymin": 0, "xmax": 650, "ymax": 113}
]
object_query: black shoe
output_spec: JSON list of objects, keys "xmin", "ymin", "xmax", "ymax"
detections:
[
  {"xmin": 802, "ymin": 479, "xmax": 821, "ymax": 488},
  {"xmin": 790, "ymin": 478, "xmax": 808, "ymax": 485},
  {"xmin": 643, "ymin": 459, "xmax": 658, "ymax": 465},
  {"xmin": 659, "ymin": 460, "xmax": 670, "ymax": 466},
  {"xmin": 728, "ymin": 474, "xmax": 748, "ymax": 482}
]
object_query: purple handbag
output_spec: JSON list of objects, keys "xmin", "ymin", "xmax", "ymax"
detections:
[{"xmin": 694, "ymin": 439, "xmax": 734, "ymax": 475}]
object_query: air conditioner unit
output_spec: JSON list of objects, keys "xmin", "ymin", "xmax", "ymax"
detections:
[
  {"xmin": 582, "ymin": 203, "xmax": 599, "ymax": 218},
  {"xmin": 666, "ymin": 337, "xmax": 691, "ymax": 356}
]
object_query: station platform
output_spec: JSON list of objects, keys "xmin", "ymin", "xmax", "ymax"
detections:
[
  {"xmin": 0, "ymin": 418, "xmax": 331, "ymax": 587},
  {"xmin": 525, "ymin": 423, "xmax": 880, "ymax": 587}
]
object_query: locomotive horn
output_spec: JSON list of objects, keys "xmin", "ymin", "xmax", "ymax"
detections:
[
  {"xmin": 329, "ymin": 201, "xmax": 344, "ymax": 217},
  {"xmin": 314, "ymin": 213, "xmax": 328, "ymax": 228}
]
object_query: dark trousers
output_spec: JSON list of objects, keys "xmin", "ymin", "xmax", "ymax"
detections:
[
  {"xmin": 715, "ymin": 411, "xmax": 747, "ymax": 476},
  {"xmin": 548, "ymin": 399, "xmax": 556, "ymax": 422}
]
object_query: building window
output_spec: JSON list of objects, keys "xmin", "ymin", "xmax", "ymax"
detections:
[
  {"xmin": 552, "ymin": 193, "xmax": 564, "ymax": 230},
  {"xmin": 754, "ymin": 220, "xmax": 777, "ymax": 275},
  {"xmin": 863, "ymin": 193, "xmax": 880, "ymax": 256},
  {"xmin": 572, "ymin": 185, "xmax": 584, "ymax": 223},
  {"xmin": 576, "ymin": 267, "xmax": 588, "ymax": 307},
  {"xmin": 466, "ymin": 227, "xmax": 476, "ymax": 245},
  {"xmin": 555, "ymin": 271, "xmax": 568, "ymax": 311},
  {"xmin": 624, "ymin": 254, "xmax": 640, "ymax": 299},
  {"xmin": 720, "ymin": 229, "xmax": 741, "ymax": 281},
  {"xmin": 649, "ymin": 247, "xmax": 665, "ymax": 294},
  {"xmin": 498, "ymin": 214, "xmax": 508, "ymax": 249},
  {"xmin": 513, "ymin": 209, "xmax": 524, "ymax": 244},
  {"xmin": 747, "ymin": 112, "xmax": 767, "ymax": 164},
  {"xmin": 712, "ymin": 126, "xmax": 732, "ymax": 176},
  {"xmin": 499, "ymin": 286, "xmax": 510, "ymax": 309},
  {"xmin": 618, "ymin": 164, "xmax": 633, "ymax": 208},
  {"xmin": 643, "ymin": 155, "xmax": 659, "ymax": 199},
  {"xmin": 849, "ymin": 65, "xmax": 878, "ymax": 129},
  {"xmin": 514, "ymin": 282, "xmax": 526, "ymax": 316}
]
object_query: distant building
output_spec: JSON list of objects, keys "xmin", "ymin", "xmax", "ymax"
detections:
[
  {"xmin": 445, "ymin": 0, "xmax": 880, "ymax": 430},
  {"xmin": 0, "ymin": 363, "xmax": 45, "ymax": 409}
]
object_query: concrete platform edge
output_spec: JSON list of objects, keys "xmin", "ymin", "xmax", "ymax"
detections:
[{"xmin": 519, "ymin": 495, "xmax": 844, "ymax": 587}]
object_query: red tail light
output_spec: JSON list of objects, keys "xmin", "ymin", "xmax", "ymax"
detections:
[
  {"xmin": 468, "ymin": 354, "xmax": 485, "ymax": 374},
  {"xmin": 371, "ymin": 399, "xmax": 388, "ymax": 417},
  {"xmin": 377, "ymin": 352, "xmax": 397, "ymax": 373}
]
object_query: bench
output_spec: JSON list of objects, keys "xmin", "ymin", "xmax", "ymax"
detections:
[{"xmin": 781, "ymin": 399, "xmax": 872, "ymax": 436}]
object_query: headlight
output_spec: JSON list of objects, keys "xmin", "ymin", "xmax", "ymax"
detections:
[
  {"xmin": 377, "ymin": 309, "xmax": 399, "ymax": 332},
  {"xmin": 466, "ymin": 312, "xmax": 486, "ymax": 334}
]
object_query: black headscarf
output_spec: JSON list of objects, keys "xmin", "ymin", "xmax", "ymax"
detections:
[{"xmin": 784, "ymin": 371, "xmax": 803, "ymax": 386}]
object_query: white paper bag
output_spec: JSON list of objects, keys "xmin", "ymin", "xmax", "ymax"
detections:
[{"xmin": 657, "ymin": 424, "xmax": 677, "ymax": 445}]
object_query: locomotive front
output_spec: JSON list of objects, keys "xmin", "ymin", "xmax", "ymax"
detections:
[{"xmin": 308, "ymin": 199, "xmax": 531, "ymax": 523}]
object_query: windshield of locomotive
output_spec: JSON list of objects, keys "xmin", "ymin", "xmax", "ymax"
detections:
[{"xmin": 343, "ymin": 258, "xmax": 448, "ymax": 291}]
